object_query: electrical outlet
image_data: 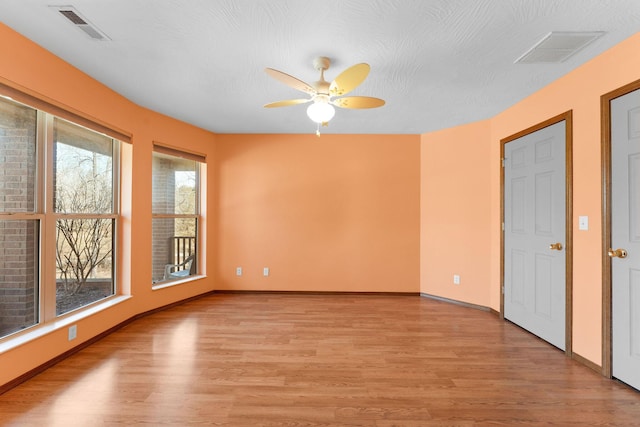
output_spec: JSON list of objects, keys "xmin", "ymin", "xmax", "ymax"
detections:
[
  {"xmin": 68, "ymin": 325, "xmax": 77, "ymax": 341},
  {"xmin": 453, "ymin": 275, "xmax": 461, "ymax": 285},
  {"xmin": 236, "ymin": 267, "xmax": 242, "ymax": 276},
  {"xmin": 263, "ymin": 267, "xmax": 270, "ymax": 277}
]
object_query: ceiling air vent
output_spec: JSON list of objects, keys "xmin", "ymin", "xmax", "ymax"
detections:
[
  {"xmin": 515, "ymin": 31, "xmax": 604, "ymax": 64},
  {"xmin": 50, "ymin": 6, "xmax": 110, "ymax": 41}
]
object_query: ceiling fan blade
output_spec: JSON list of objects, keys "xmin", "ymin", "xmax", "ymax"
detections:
[
  {"xmin": 265, "ymin": 68, "xmax": 316, "ymax": 95},
  {"xmin": 332, "ymin": 96, "xmax": 385, "ymax": 109},
  {"xmin": 264, "ymin": 98, "xmax": 311, "ymax": 108},
  {"xmin": 329, "ymin": 63, "xmax": 370, "ymax": 97}
]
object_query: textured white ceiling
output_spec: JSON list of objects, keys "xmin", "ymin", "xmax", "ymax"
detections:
[{"xmin": 1, "ymin": 0, "xmax": 639, "ymax": 135}]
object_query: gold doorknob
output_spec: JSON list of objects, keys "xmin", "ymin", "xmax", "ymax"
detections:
[
  {"xmin": 549, "ymin": 243, "xmax": 563, "ymax": 251},
  {"xmin": 608, "ymin": 248, "xmax": 628, "ymax": 259}
]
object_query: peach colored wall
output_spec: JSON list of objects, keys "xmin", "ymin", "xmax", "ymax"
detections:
[
  {"xmin": 489, "ymin": 32, "xmax": 640, "ymax": 366},
  {"xmin": 420, "ymin": 120, "xmax": 492, "ymax": 307},
  {"xmin": 420, "ymin": 32, "xmax": 640, "ymax": 366},
  {"xmin": 0, "ymin": 24, "xmax": 217, "ymax": 387},
  {"xmin": 215, "ymin": 134, "xmax": 421, "ymax": 293}
]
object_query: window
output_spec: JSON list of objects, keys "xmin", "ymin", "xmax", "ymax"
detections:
[
  {"xmin": 152, "ymin": 147, "xmax": 202, "ymax": 284},
  {"xmin": 0, "ymin": 95, "xmax": 121, "ymax": 340},
  {"xmin": 0, "ymin": 98, "xmax": 38, "ymax": 337},
  {"xmin": 54, "ymin": 118, "xmax": 117, "ymax": 315}
]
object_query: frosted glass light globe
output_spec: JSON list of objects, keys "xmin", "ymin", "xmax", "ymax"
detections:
[{"xmin": 307, "ymin": 102, "xmax": 335, "ymax": 123}]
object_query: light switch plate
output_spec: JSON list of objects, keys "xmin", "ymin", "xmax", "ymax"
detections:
[{"xmin": 579, "ymin": 216, "xmax": 589, "ymax": 231}]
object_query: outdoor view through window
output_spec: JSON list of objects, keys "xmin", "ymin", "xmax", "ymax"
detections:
[
  {"xmin": 0, "ymin": 97, "xmax": 38, "ymax": 338},
  {"xmin": 54, "ymin": 118, "xmax": 116, "ymax": 315},
  {"xmin": 152, "ymin": 149, "xmax": 199, "ymax": 284},
  {"xmin": 0, "ymin": 96, "xmax": 120, "ymax": 340}
]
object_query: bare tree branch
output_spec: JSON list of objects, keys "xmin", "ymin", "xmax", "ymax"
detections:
[{"xmin": 55, "ymin": 147, "xmax": 113, "ymax": 297}]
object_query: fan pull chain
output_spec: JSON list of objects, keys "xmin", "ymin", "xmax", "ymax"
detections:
[{"xmin": 316, "ymin": 122, "xmax": 321, "ymax": 137}]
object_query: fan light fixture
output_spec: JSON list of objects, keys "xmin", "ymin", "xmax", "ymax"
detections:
[
  {"xmin": 306, "ymin": 99, "xmax": 335, "ymax": 124},
  {"xmin": 264, "ymin": 56, "xmax": 385, "ymax": 136}
]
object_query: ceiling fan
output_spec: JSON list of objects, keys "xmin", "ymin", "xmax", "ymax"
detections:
[{"xmin": 264, "ymin": 56, "xmax": 385, "ymax": 135}]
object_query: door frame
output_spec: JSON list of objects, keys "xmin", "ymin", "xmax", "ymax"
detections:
[
  {"xmin": 500, "ymin": 111, "xmax": 573, "ymax": 356},
  {"xmin": 601, "ymin": 78, "xmax": 640, "ymax": 378}
]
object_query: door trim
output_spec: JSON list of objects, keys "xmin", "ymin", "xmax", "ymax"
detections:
[
  {"xmin": 500, "ymin": 111, "xmax": 573, "ymax": 356},
  {"xmin": 601, "ymin": 78, "xmax": 640, "ymax": 378}
]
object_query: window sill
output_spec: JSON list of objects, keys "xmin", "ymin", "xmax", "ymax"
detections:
[
  {"xmin": 152, "ymin": 274, "xmax": 205, "ymax": 291},
  {"xmin": 0, "ymin": 295, "xmax": 131, "ymax": 355}
]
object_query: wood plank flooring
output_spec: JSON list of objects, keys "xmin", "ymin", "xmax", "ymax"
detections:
[{"xmin": 0, "ymin": 293, "xmax": 639, "ymax": 426}]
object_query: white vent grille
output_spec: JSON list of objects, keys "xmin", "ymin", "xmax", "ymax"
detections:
[
  {"xmin": 515, "ymin": 31, "xmax": 604, "ymax": 64},
  {"xmin": 50, "ymin": 6, "xmax": 110, "ymax": 41}
]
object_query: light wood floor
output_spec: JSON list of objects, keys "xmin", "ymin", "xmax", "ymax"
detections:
[{"xmin": 0, "ymin": 293, "xmax": 639, "ymax": 426}]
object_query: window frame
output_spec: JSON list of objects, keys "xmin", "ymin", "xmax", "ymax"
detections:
[
  {"xmin": 151, "ymin": 145, "xmax": 204, "ymax": 287},
  {"xmin": 49, "ymin": 116, "xmax": 121, "ymax": 316},
  {"xmin": 0, "ymin": 94, "xmax": 124, "ymax": 341}
]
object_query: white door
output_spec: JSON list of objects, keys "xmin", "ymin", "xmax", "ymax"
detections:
[
  {"xmin": 504, "ymin": 121, "xmax": 566, "ymax": 350},
  {"xmin": 611, "ymin": 88, "xmax": 640, "ymax": 390}
]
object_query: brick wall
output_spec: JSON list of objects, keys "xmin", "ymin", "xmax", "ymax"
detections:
[
  {"xmin": 0, "ymin": 124, "xmax": 39, "ymax": 337},
  {"xmin": 151, "ymin": 156, "xmax": 176, "ymax": 282}
]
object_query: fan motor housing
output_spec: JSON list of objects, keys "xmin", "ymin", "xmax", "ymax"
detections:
[{"xmin": 314, "ymin": 80, "xmax": 330, "ymax": 96}]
